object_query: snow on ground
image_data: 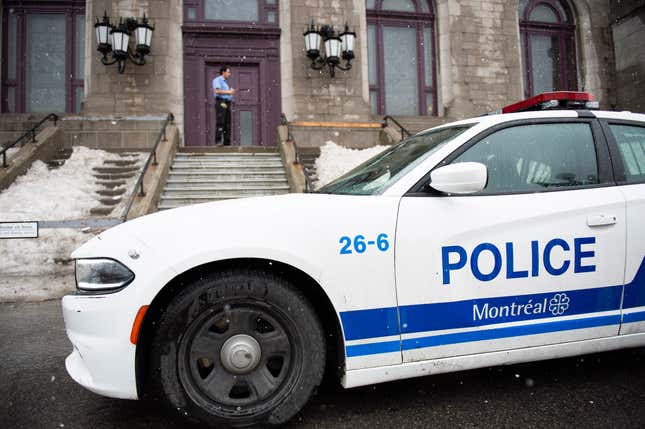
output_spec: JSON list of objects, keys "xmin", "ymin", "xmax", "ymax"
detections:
[
  {"xmin": 0, "ymin": 146, "xmax": 144, "ymax": 302},
  {"xmin": 0, "ymin": 146, "xmax": 143, "ymax": 220},
  {"xmin": 3, "ymin": 146, "xmax": 20, "ymax": 163},
  {"xmin": 313, "ymin": 141, "xmax": 388, "ymax": 189}
]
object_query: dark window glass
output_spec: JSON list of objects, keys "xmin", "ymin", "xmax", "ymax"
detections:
[
  {"xmin": 609, "ymin": 124, "xmax": 645, "ymax": 183},
  {"xmin": 186, "ymin": 0, "xmax": 278, "ymax": 25},
  {"xmin": 367, "ymin": 0, "xmax": 436, "ymax": 116},
  {"xmin": 454, "ymin": 123, "xmax": 598, "ymax": 194},
  {"xmin": 2, "ymin": 2, "xmax": 85, "ymax": 113},
  {"xmin": 205, "ymin": 0, "xmax": 259, "ymax": 21}
]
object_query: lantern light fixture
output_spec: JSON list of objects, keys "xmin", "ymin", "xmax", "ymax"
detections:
[
  {"xmin": 303, "ymin": 22, "xmax": 356, "ymax": 77},
  {"xmin": 94, "ymin": 11, "xmax": 154, "ymax": 74}
]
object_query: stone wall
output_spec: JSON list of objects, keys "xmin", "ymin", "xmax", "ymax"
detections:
[
  {"xmin": 434, "ymin": 0, "xmax": 615, "ymax": 119},
  {"xmin": 283, "ymin": 0, "xmax": 371, "ymax": 122},
  {"xmin": 83, "ymin": 0, "xmax": 184, "ymax": 131},
  {"xmin": 610, "ymin": 1, "xmax": 645, "ymax": 112},
  {"xmin": 436, "ymin": 0, "xmax": 523, "ymax": 118},
  {"xmin": 59, "ymin": 115, "xmax": 168, "ymax": 150}
]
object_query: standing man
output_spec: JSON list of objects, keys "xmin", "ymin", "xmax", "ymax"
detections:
[{"xmin": 213, "ymin": 66, "xmax": 235, "ymax": 146}]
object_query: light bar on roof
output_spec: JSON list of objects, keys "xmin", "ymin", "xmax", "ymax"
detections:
[{"xmin": 487, "ymin": 92, "xmax": 598, "ymax": 115}]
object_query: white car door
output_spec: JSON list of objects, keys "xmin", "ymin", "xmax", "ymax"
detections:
[
  {"xmin": 601, "ymin": 119, "xmax": 645, "ymax": 334},
  {"xmin": 395, "ymin": 119, "xmax": 626, "ymax": 363}
]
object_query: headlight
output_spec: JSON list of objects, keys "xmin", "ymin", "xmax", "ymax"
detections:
[{"xmin": 75, "ymin": 258, "xmax": 135, "ymax": 292}]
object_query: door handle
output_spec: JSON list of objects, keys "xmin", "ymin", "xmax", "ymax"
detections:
[{"xmin": 587, "ymin": 214, "xmax": 617, "ymax": 227}]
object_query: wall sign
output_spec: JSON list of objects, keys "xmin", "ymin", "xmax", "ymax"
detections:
[{"xmin": 0, "ymin": 222, "xmax": 39, "ymax": 239}]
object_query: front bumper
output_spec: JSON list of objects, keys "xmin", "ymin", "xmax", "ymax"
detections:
[{"xmin": 62, "ymin": 292, "xmax": 141, "ymax": 400}]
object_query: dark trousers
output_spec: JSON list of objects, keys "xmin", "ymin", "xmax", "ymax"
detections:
[{"xmin": 215, "ymin": 100, "xmax": 231, "ymax": 146}]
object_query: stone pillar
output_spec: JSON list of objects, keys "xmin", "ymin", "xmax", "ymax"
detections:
[
  {"xmin": 436, "ymin": 0, "xmax": 523, "ymax": 119},
  {"xmin": 609, "ymin": 0, "xmax": 644, "ymax": 112},
  {"xmin": 576, "ymin": 0, "xmax": 615, "ymax": 109},
  {"xmin": 84, "ymin": 0, "xmax": 184, "ymax": 130},
  {"xmin": 283, "ymin": 0, "xmax": 371, "ymax": 122}
]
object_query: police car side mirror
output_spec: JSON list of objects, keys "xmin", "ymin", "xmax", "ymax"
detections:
[{"xmin": 429, "ymin": 162, "xmax": 487, "ymax": 194}]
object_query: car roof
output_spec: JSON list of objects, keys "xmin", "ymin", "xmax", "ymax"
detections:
[{"xmin": 417, "ymin": 110, "xmax": 645, "ymax": 135}]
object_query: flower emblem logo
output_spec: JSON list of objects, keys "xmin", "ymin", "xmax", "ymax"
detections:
[{"xmin": 549, "ymin": 293, "xmax": 570, "ymax": 316}]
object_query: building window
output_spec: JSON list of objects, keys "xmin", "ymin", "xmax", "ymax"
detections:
[
  {"xmin": 519, "ymin": 0, "xmax": 577, "ymax": 97},
  {"xmin": 367, "ymin": 0, "xmax": 437, "ymax": 116},
  {"xmin": 2, "ymin": 1, "xmax": 85, "ymax": 113},
  {"xmin": 184, "ymin": 0, "xmax": 278, "ymax": 25}
]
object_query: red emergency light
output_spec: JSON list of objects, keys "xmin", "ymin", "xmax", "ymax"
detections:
[{"xmin": 488, "ymin": 91, "xmax": 599, "ymax": 115}]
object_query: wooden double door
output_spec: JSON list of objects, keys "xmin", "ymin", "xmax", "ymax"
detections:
[
  {"xmin": 182, "ymin": 30, "xmax": 281, "ymax": 147},
  {"xmin": 206, "ymin": 64, "xmax": 260, "ymax": 147}
]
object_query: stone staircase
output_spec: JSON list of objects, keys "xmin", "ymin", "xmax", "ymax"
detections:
[
  {"xmin": 45, "ymin": 148, "xmax": 73, "ymax": 169},
  {"xmin": 157, "ymin": 149, "xmax": 291, "ymax": 210},
  {"xmin": 91, "ymin": 152, "xmax": 144, "ymax": 216}
]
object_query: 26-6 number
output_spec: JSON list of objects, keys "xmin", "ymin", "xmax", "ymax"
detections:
[{"xmin": 339, "ymin": 233, "xmax": 390, "ymax": 254}]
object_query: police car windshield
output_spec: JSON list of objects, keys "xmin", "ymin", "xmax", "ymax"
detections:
[{"xmin": 318, "ymin": 125, "xmax": 474, "ymax": 195}]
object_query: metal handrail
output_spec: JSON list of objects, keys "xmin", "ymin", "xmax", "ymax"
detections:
[
  {"xmin": 382, "ymin": 115, "xmax": 412, "ymax": 141},
  {"xmin": 120, "ymin": 112, "xmax": 174, "ymax": 222},
  {"xmin": 0, "ymin": 113, "xmax": 59, "ymax": 167}
]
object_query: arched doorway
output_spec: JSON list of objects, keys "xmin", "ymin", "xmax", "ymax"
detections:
[{"xmin": 182, "ymin": 0, "xmax": 281, "ymax": 146}]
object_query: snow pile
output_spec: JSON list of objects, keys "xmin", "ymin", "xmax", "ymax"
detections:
[
  {"xmin": 313, "ymin": 141, "xmax": 388, "ymax": 189},
  {"xmin": 0, "ymin": 146, "xmax": 142, "ymax": 220},
  {"xmin": 0, "ymin": 228, "xmax": 96, "ymax": 301},
  {"xmin": 3, "ymin": 146, "xmax": 20, "ymax": 163},
  {"xmin": 0, "ymin": 146, "xmax": 144, "ymax": 301}
]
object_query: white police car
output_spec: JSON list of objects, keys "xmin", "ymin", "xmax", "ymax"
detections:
[{"xmin": 63, "ymin": 92, "xmax": 645, "ymax": 428}]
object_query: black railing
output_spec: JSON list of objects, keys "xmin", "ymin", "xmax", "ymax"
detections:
[
  {"xmin": 0, "ymin": 113, "xmax": 59, "ymax": 168},
  {"xmin": 120, "ymin": 112, "xmax": 174, "ymax": 222},
  {"xmin": 383, "ymin": 115, "xmax": 412, "ymax": 141}
]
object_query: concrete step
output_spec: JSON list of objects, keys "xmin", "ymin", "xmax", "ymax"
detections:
[
  {"xmin": 93, "ymin": 172, "xmax": 137, "ymax": 180},
  {"xmin": 175, "ymin": 152, "xmax": 278, "ymax": 157},
  {"xmin": 93, "ymin": 166, "xmax": 140, "ymax": 174},
  {"xmin": 104, "ymin": 159, "xmax": 139, "ymax": 167},
  {"xmin": 162, "ymin": 189, "xmax": 289, "ymax": 198},
  {"xmin": 166, "ymin": 177, "xmax": 289, "ymax": 185},
  {"xmin": 165, "ymin": 183, "xmax": 290, "ymax": 192},
  {"xmin": 96, "ymin": 180, "xmax": 127, "ymax": 188},
  {"xmin": 171, "ymin": 163, "xmax": 283, "ymax": 170},
  {"xmin": 168, "ymin": 168, "xmax": 286, "ymax": 175}
]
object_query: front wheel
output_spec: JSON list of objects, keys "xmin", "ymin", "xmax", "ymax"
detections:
[{"xmin": 149, "ymin": 269, "xmax": 325, "ymax": 428}]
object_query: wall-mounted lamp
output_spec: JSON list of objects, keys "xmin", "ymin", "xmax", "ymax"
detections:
[
  {"xmin": 304, "ymin": 22, "xmax": 356, "ymax": 77},
  {"xmin": 95, "ymin": 11, "xmax": 154, "ymax": 74}
]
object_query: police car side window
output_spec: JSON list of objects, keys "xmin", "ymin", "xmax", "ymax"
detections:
[
  {"xmin": 608, "ymin": 124, "xmax": 645, "ymax": 184},
  {"xmin": 453, "ymin": 123, "xmax": 599, "ymax": 194}
]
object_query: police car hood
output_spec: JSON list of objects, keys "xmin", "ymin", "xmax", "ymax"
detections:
[{"xmin": 72, "ymin": 193, "xmax": 400, "ymax": 282}]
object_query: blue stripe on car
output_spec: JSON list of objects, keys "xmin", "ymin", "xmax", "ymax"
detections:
[{"xmin": 340, "ymin": 257, "xmax": 645, "ymax": 357}]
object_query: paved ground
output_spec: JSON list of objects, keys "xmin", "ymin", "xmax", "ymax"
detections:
[{"xmin": 2, "ymin": 300, "xmax": 645, "ymax": 428}]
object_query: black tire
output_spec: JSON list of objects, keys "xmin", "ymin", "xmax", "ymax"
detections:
[{"xmin": 149, "ymin": 268, "xmax": 325, "ymax": 428}]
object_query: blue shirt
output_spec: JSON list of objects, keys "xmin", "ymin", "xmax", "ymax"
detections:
[{"xmin": 213, "ymin": 76, "xmax": 232, "ymax": 101}]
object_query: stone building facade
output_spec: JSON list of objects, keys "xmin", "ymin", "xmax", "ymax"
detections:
[{"xmin": 1, "ymin": 0, "xmax": 643, "ymax": 147}]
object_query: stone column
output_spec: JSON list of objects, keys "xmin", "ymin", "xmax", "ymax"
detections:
[
  {"xmin": 284, "ymin": 0, "xmax": 371, "ymax": 122},
  {"xmin": 84, "ymin": 0, "xmax": 184, "ymax": 130},
  {"xmin": 436, "ymin": 0, "xmax": 523, "ymax": 119},
  {"xmin": 610, "ymin": 0, "xmax": 645, "ymax": 112}
]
